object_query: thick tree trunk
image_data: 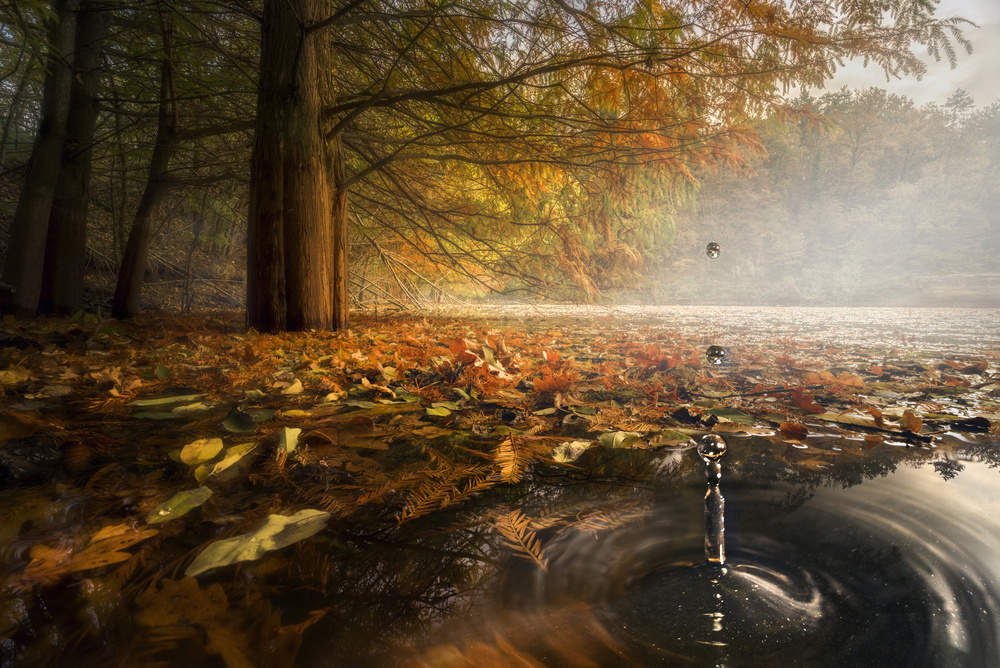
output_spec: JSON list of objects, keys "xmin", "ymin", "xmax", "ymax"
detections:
[
  {"xmin": 112, "ymin": 14, "xmax": 177, "ymax": 319},
  {"xmin": 40, "ymin": 1, "xmax": 111, "ymax": 315},
  {"xmin": 247, "ymin": 0, "xmax": 346, "ymax": 332},
  {"xmin": 0, "ymin": 0, "xmax": 79, "ymax": 316}
]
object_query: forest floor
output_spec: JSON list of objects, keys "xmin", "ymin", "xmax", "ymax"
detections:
[{"xmin": 0, "ymin": 308, "xmax": 998, "ymax": 666}]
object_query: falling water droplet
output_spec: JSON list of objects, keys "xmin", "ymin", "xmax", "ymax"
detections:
[
  {"xmin": 698, "ymin": 434, "xmax": 727, "ymax": 460},
  {"xmin": 706, "ymin": 242, "xmax": 720, "ymax": 258},
  {"xmin": 706, "ymin": 345, "xmax": 726, "ymax": 365}
]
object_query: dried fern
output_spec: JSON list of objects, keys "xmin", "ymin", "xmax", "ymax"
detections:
[{"xmin": 495, "ymin": 509, "xmax": 548, "ymax": 572}]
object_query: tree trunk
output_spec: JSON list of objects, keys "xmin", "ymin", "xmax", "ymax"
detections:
[
  {"xmin": 247, "ymin": 0, "xmax": 346, "ymax": 332},
  {"xmin": 40, "ymin": 0, "xmax": 111, "ymax": 315},
  {"xmin": 112, "ymin": 12, "xmax": 177, "ymax": 319},
  {"xmin": 0, "ymin": 0, "xmax": 79, "ymax": 316}
]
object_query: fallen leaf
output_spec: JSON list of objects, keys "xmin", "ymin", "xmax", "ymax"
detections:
[
  {"xmin": 185, "ymin": 509, "xmax": 331, "ymax": 576},
  {"xmin": 779, "ymin": 422, "xmax": 809, "ymax": 440}
]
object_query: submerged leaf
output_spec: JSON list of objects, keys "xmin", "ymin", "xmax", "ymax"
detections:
[
  {"xmin": 277, "ymin": 427, "xmax": 301, "ymax": 454},
  {"xmin": 552, "ymin": 440, "xmax": 594, "ymax": 462},
  {"xmin": 128, "ymin": 394, "xmax": 206, "ymax": 407},
  {"xmin": 598, "ymin": 431, "xmax": 641, "ymax": 448},
  {"xmin": 146, "ymin": 487, "xmax": 214, "ymax": 524},
  {"xmin": 185, "ymin": 509, "xmax": 331, "ymax": 576},
  {"xmin": 180, "ymin": 438, "xmax": 224, "ymax": 466}
]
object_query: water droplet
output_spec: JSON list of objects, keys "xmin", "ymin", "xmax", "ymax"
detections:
[
  {"xmin": 157, "ymin": 508, "xmax": 170, "ymax": 516},
  {"xmin": 706, "ymin": 345, "xmax": 726, "ymax": 365},
  {"xmin": 698, "ymin": 434, "xmax": 727, "ymax": 460},
  {"xmin": 706, "ymin": 242, "xmax": 720, "ymax": 258}
]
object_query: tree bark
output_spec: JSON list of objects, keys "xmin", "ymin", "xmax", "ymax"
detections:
[
  {"xmin": 0, "ymin": 0, "xmax": 79, "ymax": 316},
  {"xmin": 247, "ymin": 0, "xmax": 346, "ymax": 332},
  {"xmin": 112, "ymin": 12, "xmax": 177, "ymax": 319},
  {"xmin": 40, "ymin": 0, "xmax": 112, "ymax": 315}
]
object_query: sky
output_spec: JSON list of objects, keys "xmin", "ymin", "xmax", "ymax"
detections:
[{"xmin": 817, "ymin": 0, "xmax": 1000, "ymax": 107}]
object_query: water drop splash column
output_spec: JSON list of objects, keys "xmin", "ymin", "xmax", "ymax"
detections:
[{"xmin": 698, "ymin": 435, "xmax": 727, "ymax": 566}]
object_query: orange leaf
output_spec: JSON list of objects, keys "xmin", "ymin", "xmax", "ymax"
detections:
[
  {"xmin": 900, "ymin": 410, "xmax": 922, "ymax": 433},
  {"xmin": 836, "ymin": 372, "xmax": 865, "ymax": 388},
  {"xmin": 791, "ymin": 387, "xmax": 824, "ymax": 414},
  {"xmin": 869, "ymin": 365, "xmax": 883, "ymax": 375}
]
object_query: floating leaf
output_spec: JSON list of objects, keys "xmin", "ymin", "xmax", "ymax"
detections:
[
  {"xmin": 277, "ymin": 427, "xmax": 301, "ymax": 454},
  {"xmin": 155, "ymin": 364, "xmax": 171, "ymax": 379},
  {"xmin": 426, "ymin": 406, "xmax": 451, "ymax": 417},
  {"xmin": 651, "ymin": 430, "xmax": 695, "ymax": 447},
  {"xmin": 180, "ymin": 438, "xmax": 224, "ymax": 466},
  {"xmin": 899, "ymin": 410, "xmax": 922, "ymax": 433},
  {"xmin": 185, "ymin": 509, "xmax": 331, "ymax": 576},
  {"xmin": 146, "ymin": 487, "xmax": 214, "ymax": 525},
  {"xmin": 791, "ymin": 387, "xmax": 825, "ymax": 414}
]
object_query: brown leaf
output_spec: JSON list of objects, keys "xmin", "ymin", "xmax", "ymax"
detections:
[
  {"xmin": 865, "ymin": 405, "xmax": 884, "ymax": 428},
  {"xmin": 899, "ymin": 410, "xmax": 922, "ymax": 433},
  {"xmin": 779, "ymin": 422, "xmax": 809, "ymax": 440}
]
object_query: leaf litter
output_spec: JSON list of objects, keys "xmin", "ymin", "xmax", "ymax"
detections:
[{"xmin": 0, "ymin": 309, "xmax": 997, "ymax": 665}]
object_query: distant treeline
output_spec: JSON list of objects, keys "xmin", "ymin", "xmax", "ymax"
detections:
[{"xmin": 657, "ymin": 88, "xmax": 1000, "ymax": 307}]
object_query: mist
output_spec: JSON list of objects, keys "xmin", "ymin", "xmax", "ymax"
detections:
[{"xmin": 652, "ymin": 88, "xmax": 1000, "ymax": 309}]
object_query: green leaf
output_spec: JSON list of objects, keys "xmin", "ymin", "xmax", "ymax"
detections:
[
  {"xmin": 146, "ymin": 487, "xmax": 213, "ymax": 525},
  {"xmin": 128, "ymin": 394, "xmax": 206, "ymax": 407},
  {"xmin": 134, "ymin": 411, "xmax": 178, "ymax": 420},
  {"xmin": 155, "ymin": 364, "xmax": 171, "ymax": 379},
  {"xmin": 180, "ymin": 438, "xmax": 224, "ymax": 466},
  {"xmin": 281, "ymin": 379, "xmax": 304, "ymax": 395},
  {"xmin": 171, "ymin": 401, "xmax": 217, "ymax": 416},
  {"xmin": 652, "ymin": 430, "xmax": 696, "ymax": 447},
  {"xmin": 426, "ymin": 406, "xmax": 451, "ymax": 417},
  {"xmin": 431, "ymin": 401, "xmax": 461, "ymax": 410},
  {"xmin": 552, "ymin": 440, "xmax": 594, "ymax": 462},
  {"xmin": 185, "ymin": 509, "xmax": 331, "ymax": 576},
  {"xmin": 533, "ymin": 407, "xmax": 558, "ymax": 416},
  {"xmin": 704, "ymin": 407, "xmax": 755, "ymax": 424},
  {"xmin": 598, "ymin": 431, "xmax": 641, "ymax": 448},
  {"xmin": 277, "ymin": 427, "xmax": 301, "ymax": 454},
  {"xmin": 195, "ymin": 442, "xmax": 257, "ymax": 483}
]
